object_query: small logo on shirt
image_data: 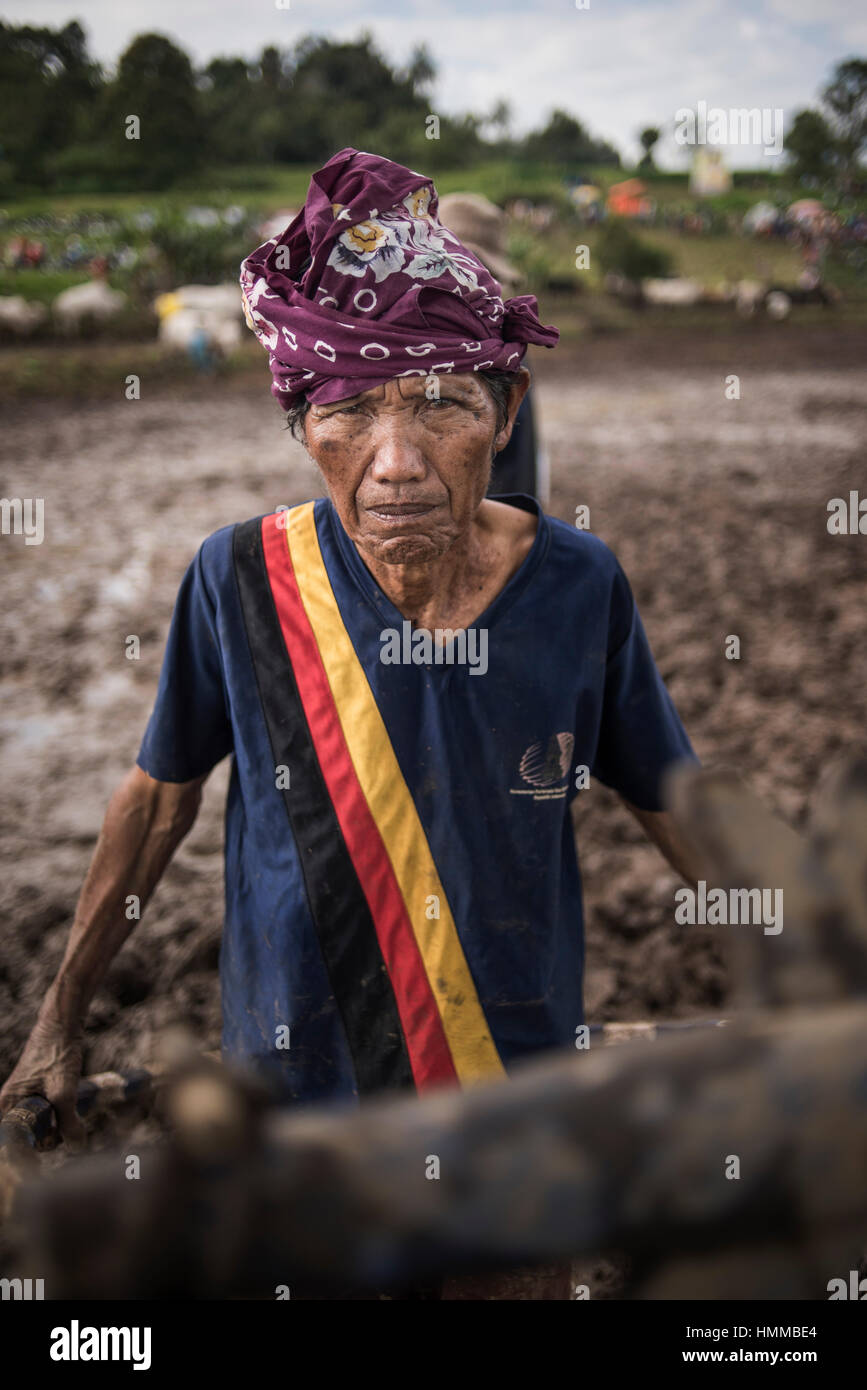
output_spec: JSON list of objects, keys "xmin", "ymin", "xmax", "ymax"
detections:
[{"xmin": 510, "ymin": 733, "xmax": 574, "ymax": 801}]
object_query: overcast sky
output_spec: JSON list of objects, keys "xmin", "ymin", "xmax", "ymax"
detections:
[{"xmin": 5, "ymin": 0, "xmax": 866, "ymax": 168}]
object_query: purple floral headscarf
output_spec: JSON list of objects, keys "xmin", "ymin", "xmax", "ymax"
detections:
[{"xmin": 239, "ymin": 147, "xmax": 559, "ymax": 409}]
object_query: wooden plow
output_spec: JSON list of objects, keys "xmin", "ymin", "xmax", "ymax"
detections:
[{"xmin": 1, "ymin": 759, "xmax": 866, "ymax": 1299}]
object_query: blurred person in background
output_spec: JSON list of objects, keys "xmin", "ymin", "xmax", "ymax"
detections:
[{"xmin": 438, "ymin": 192, "xmax": 549, "ymax": 505}]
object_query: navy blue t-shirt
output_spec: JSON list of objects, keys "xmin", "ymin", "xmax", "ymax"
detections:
[{"xmin": 137, "ymin": 495, "xmax": 696, "ymax": 1104}]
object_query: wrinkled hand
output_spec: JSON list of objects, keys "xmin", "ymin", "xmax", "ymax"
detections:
[{"xmin": 0, "ymin": 1016, "xmax": 86, "ymax": 1151}]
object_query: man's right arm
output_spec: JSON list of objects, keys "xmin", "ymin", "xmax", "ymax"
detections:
[{"xmin": 0, "ymin": 765, "xmax": 206, "ymax": 1143}]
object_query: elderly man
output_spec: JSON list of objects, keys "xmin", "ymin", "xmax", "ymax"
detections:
[{"xmin": 1, "ymin": 150, "xmax": 699, "ymax": 1189}]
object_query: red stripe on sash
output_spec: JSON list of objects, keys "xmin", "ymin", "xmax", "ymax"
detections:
[{"xmin": 261, "ymin": 512, "xmax": 458, "ymax": 1089}]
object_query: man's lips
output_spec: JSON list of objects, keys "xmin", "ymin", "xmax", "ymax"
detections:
[{"xmin": 365, "ymin": 502, "xmax": 440, "ymax": 520}]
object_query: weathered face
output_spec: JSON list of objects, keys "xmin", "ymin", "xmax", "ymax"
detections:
[{"xmin": 301, "ymin": 370, "xmax": 530, "ymax": 566}]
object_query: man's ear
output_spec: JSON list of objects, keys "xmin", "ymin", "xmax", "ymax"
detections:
[{"xmin": 494, "ymin": 367, "xmax": 531, "ymax": 453}]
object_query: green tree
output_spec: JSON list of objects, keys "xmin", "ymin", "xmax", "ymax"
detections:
[
  {"xmin": 418, "ymin": 113, "xmax": 486, "ymax": 170},
  {"xmin": 404, "ymin": 43, "xmax": 435, "ymax": 98},
  {"xmin": 785, "ymin": 108, "xmax": 839, "ymax": 183},
  {"xmin": 200, "ymin": 56, "xmax": 257, "ymax": 165},
  {"xmin": 482, "ymin": 99, "xmax": 512, "ymax": 150},
  {"xmin": 269, "ymin": 33, "xmax": 431, "ymax": 164},
  {"xmin": 596, "ymin": 218, "xmax": 672, "ymax": 282},
  {"xmin": 523, "ymin": 108, "xmax": 620, "ymax": 167},
  {"xmin": 259, "ymin": 45, "xmax": 285, "ymax": 92},
  {"xmin": 0, "ymin": 20, "xmax": 102, "ymax": 184},
  {"xmin": 822, "ymin": 57, "xmax": 867, "ymax": 185},
  {"xmin": 638, "ymin": 125, "xmax": 660, "ymax": 171},
  {"xmin": 103, "ymin": 33, "xmax": 205, "ymax": 187}
]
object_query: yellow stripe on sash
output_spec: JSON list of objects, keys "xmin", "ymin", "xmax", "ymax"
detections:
[{"xmin": 286, "ymin": 502, "xmax": 506, "ymax": 1084}]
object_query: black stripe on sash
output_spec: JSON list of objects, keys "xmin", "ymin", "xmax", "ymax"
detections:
[{"xmin": 232, "ymin": 516, "xmax": 414, "ymax": 1096}]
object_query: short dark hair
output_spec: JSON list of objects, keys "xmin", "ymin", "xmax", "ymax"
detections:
[{"xmin": 283, "ymin": 367, "xmax": 523, "ymax": 443}]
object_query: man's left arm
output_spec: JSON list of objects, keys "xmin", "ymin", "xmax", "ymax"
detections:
[
  {"xmin": 591, "ymin": 557, "xmax": 706, "ymax": 886},
  {"xmin": 621, "ymin": 801, "xmax": 705, "ymax": 888}
]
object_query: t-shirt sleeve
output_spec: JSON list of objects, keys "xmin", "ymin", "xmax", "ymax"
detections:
[
  {"xmin": 136, "ymin": 541, "xmax": 233, "ymax": 782},
  {"xmin": 591, "ymin": 559, "xmax": 697, "ymax": 811}
]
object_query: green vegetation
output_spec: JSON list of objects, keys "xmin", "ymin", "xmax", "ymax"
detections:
[
  {"xmin": 594, "ymin": 220, "xmax": 674, "ymax": 281},
  {"xmin": 0, "ymin": 22, "xmax": 621, "ymax": 197},
  {"xmin": 1, "ymin": 20, "xmax": 864, "ymax": 388},
  {"xmin": 2, "ymin": 158, "xmax": 865, "ymax": 326},
  {"xmin": 2, "ymin": 16, "xmax": 863, "ymax": 208},
  {"xmin": 0, "ymin": 267, "xmax": 91, "ymax": 303},
  {"xmin": 786, "ymin": 58, "xmax": 867, "ymax": 188}
]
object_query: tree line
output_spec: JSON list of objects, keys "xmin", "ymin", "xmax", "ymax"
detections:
[
  {"xmin": 2, "ymin": 21, "xmax": 863, "ymax": 197},
  {"xmin": 0, "ymin": 21, "xmax": 621, "ymax": 192},
  {"xmin": 786, "ymin": 59, "xmax": 867, "ymax": 190}
]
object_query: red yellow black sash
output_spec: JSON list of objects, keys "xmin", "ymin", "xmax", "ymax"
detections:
[{"xmin": 233, "ymin": 505, "xmax": 505, "ymax": 1095}]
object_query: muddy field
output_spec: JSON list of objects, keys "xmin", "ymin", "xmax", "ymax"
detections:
[{"xmin": 1, "ymin": 324, "xmax": 865, "ymax": 1168}]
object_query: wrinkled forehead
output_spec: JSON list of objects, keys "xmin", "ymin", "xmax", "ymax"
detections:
[{"xmin": 308, "ymin": 372, "xmax": 488, "ymax": 414}]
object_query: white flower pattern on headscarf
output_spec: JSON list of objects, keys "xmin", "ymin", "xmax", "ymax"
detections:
[
  {"xmin": 327, "ymin": 189, "xmax": 485, "ymax": 292},
  {"xmin": 327, "ymin": 218, "xmax": 410, "ymax": 282}
]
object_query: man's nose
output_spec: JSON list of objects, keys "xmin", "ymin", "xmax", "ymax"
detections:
[{"xmin": 368, "ymin": 421, "xmax": 427, "ymax": 482}]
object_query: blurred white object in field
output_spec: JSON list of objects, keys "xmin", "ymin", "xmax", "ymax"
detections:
[
  {"xmin": 0, "ymin": 296, "xmax": 47, "ymax": 335},
  {"xmin": 765, "ymin": 290, "xmax": 792, "ymax": 321},
  {"xmin": 153, "ymin": 285, "xmax": 244, "ymax": 357},
  {"xmin": 157, "ymin": 306, "xmax": 241, "ymax": 355},
  {"xmin": 53, "ymin": 280, "xmax": 126, "ymax": 332},
  {"xmin": 642, "ymin": 277, "xmax": 703, "ymax": 306},
  {"xmin": 164, "ymin": 284, "xmax": 245, "ymax": 317},
  {"xmin": 734, "ymin": 279, "xmax": 766, "ymax": 317},
  {"xmin": 742, "ymin": 201, "xmax": 779, "ymax": 235}
]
